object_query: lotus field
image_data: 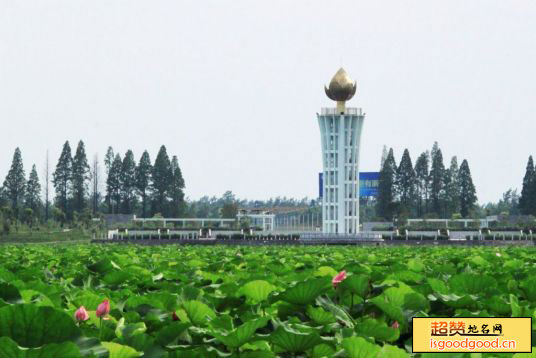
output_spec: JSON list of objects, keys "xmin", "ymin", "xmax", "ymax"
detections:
[{"xmin": 0, "ymin": 245, "xmax": 535, "ymax": 357}]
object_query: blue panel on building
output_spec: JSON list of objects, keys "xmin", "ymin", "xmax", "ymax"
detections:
[
  {"xmin": 318, "ymin": 171, "xmax": 379, "ymax": 198},
  {"xmin": 359, "ymin": 172, "xmax": 380, "ymax": 197}
]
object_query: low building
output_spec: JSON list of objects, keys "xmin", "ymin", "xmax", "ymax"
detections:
[{"xmin": 237, "ymin": 209, "xmax": 275, "ymax": 231}]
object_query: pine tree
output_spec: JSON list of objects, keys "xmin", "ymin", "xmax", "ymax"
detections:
[
  {"xmin": 519, "ymin": 156, "xmax": 535, "ymax": 215},
  {"xmin": 443, "ymin": 156, "xmax": 460, "ymax": 217},
  {"xmin": 380, "ymin": 145, "xmax": 388, "ymax": 168},
  {"xmin": 3, "ymin": 148, "xmax": 26, "ymax": 218},
  {"xmin": 44, "ymin": 151, "xmax": 51, "ymax": 222},
  {"xmin": 151, "ymin": 145, "xmax": 172, "ymax": 216},
  {"xmin": 414, "ymin": 152, "xmax": 430, "ymax": 217},
  {"xmin": 104, "ymin": 146, "xmax": 114, "ymax": 212},
  {"xmin": 25, "ymin": 164, "xmax": 42, "ymax": 217},
  {"xmin": 90, "ymin": 154, "xmax": 101, "ymax": 215},
  {"xmin": 459, "ymin": 159, "xmax": 477, "ymax": 218},
  {"xmin": 72, "ymin": 140, "xmax": 90, "ymax": 214},
  {"xmin": 377, "ymin": 148, "xmax": 397, "ymax": 219},
  {"xmin": 120, "ymin": 150, "xmax": 137, "ymax": 214},
  {"xmin": 135, "ymin": 151, "xmax": 152, "ymax": 218},
  {"xmin": 53, "ymin": 141, "xmax": 73, "ymax": 216},
  {"xmin": 106, "ymin": 154, "xmax": 123, "ymax": 214},
  {"xmin": 396, "ymin": 149, "xmax": 416, "ymax": 212},
  {"xmin": 429, "ymin": 143, "xmax": 446, "ymax": 217},
  {"xmin": 169, "ymin": 155, "xmax": 185, "ymax": 217},
  {"xmin": 104, "ymin": 147, "xmax": 114, "ymax": 176}
]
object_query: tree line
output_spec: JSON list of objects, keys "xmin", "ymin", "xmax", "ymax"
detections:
[
  {"xmin": 0, "ymin": 141, "xmax": 185, "ymax": 224},
  {"xmin": 376, "ymin": 142, "xmax": 478, "ymax": 220}
]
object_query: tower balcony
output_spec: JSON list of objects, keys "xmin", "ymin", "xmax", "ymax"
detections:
[{"xmin": 320, "ymin": 107, "xmax": 363, "ymax": 116}]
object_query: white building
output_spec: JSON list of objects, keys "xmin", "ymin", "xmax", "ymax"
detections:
[
  {"xmin": 236, "ymin": 209, "xmax": 275, "ymax": 231},
  {"xmin": 317, "ymin": 68, "xmax": 365, "ymax": 234}
]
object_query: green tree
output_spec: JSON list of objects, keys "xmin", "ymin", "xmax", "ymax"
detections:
[
  {"xmin": 52, "ymin": 141, "xmax": 72, "ymax": 216},
  {"xmin": 169, "ymin": 155, "xmax": 185, "ymax": 217},
  {"xmin": 220, "ymin": 191, "xmax": 238, "ymax": 218},
  {"xmin": 120, "ymin": 150, "xmax": 137, "ymax": 214},
  {"xmin": 414, "ymin": 151, "xmax": 430, "ymax": 217},
  {"xmin": 395, "ymin": 149, "xmax": 416, "ymax": 213},
  {"xmin": 72, "ymin": 140, "xmax": 90, "ymax": 214},
  {"xmin": 151, "ymin": 145, "xmax": 172, "ymax": 216},
  {"xmin": 104, "ymin": 146, "xmax": 114, "ymax": 175},
  {"xmin": 0, "ymin": 187, "xmax": 7, "ymax": 209},
  {"xmin": 135, "ymin": 151, "xmax": 152, "ymax": 218},
  {"xmin": 459, "ymin": 159, "xmax": 477, "ymax": 218},
  {"xmin": 443, "ymin": 156, "xmax": 460, "ymax": 217},
  {"xmin": 380, "ymin": 145, "xmax": 388, "ymax": 168},
  {"xmin": 519, "ymin": 156, "xmax": 535, "ymax": 215},
  {"xmin": 104, "ymin": 146, "xmax": 114, "ymax": 212},
  {"xmin": 52, "ymin": 207, "xmax": 66, "ymax": 226},
  {"xmin": 377, "ymin": 148, "xmax": 397, "ymax": 220},
  {"xmin": 3, "ymin": 148, "xmax": 26, "ymax": 218},
  {"xmin": 22, "ymin": 208, "xmax": 34, "ymax": 227},
  {"xmin": 429, "ymin": 142, "xmax": 445, "ymax": 217},
  {"xmin": 106, "ymin": 154, "xmax": 123, "ymax": 214},
  {"xmin": 25, "ymin": 164, "xmax": 42, "ymax": 217}
]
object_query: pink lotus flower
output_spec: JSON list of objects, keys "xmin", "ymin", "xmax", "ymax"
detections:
[
  {"xmin": 391, "ymin": 321, "xmax": 400, "ymax": 329},
  {"xmin": 74, "ymin": 306, "xmax": 89, "ymax": 322},
  {"xmin": 332, "ymin": 271, "xmax": 347, "ymax": 288},
  {"xmin": 496, "ymin": 252, "xmax": 502, "ymax": 257},
  {"xmin": 96, "ymin": 300, "xmax": 110, "ymax": 318}
]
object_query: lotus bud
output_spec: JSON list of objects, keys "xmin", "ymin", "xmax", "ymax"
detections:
[
  {"xmin": 96, "ymin": 299, "xmax": 110, "ymax": 318},
  {"xmin": 75, "ymin": 306, "xmax": 89, "ymax": 322},
  {"xmin": 332, "ymin": 270, "xmax": 347, "ymax": 288}
]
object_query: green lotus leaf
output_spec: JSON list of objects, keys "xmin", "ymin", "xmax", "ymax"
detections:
[
  {"xmin": 341, "ymin": 336, "xmax": 381, "ymax": 358},
  {"xmin": 520, "ymin": 276, "xmax": 536, "ymax": 301},
  {"xmin": 314, "ymin": 266, "xmax": 338, "ymax": 277},
  {"xmin": 339, "ymin": 274, "xmax": 370, "ymax": 297},
  {"xmin": 0, "ymin": 336, "xmax": 81, "ymax": 358},
  {"xmin": 0, "ymin": 283, "xmax": 23, "ymax": 304},
  {"xmin": 101, "ymin": 342, "xmax": 142, "ymax": 358},
  {"xmin": 370, "ymin": 285, "xmax": 429, "ymax": 326},
  {"xmin": 210, "ymin": 317, "xmax": 269, "ymax": 348},
  {"xmin": 238, "ymin": 280, "xmax": 276, "ymax": 304},
  {"xmin": 182, "ymin": 300, "xmax": 216, "ymax": 326},
  {"xmin": 0, "ymin": 304, "xmax": 81, "ymax": 348},
  {"xmin": 426, "ymin": 278, "xmax": 448, "ymax": 294},
  {"xmin": 155, "ymin": 322, "xmax": 190, "ymax": 346},
  {"xmin": 115, "ymin": 317, "xmax": 147, "ymax": 339},
  {"xmin": 269, "ymin": 324, "xmax": 323, "ymax": 353},
  {"xmin": 312, "ymin": 343, "xmax": 336, "ymax": 358},
  {"xmin": 377, "ymin": 344, "xmax": 410, "ymax": 358},
  {"xmin": 513, "ymin": 350, "xmax": 536, "ymax": 357},
  {"xmin": 306, "ymin": 305, "xmax": 336, "ymax": 325},
  {"xmin": 407, "ymin": 258, "xmax": 425, "ymax": 272},
  {"xmin": 279, "ymin": 277, "xmax": 331, "ymax": 305},
  {"xmin": 449, "ymin": 273, "xmax": 497, "ymax": 295},
  {"xmin": 355, "ymin": 318, "xmax": 399, "ymax": 342},
  {"xmin": 102, "ymin": 271, "xmax": 131, "ymax": 286},
  {"xmin": 240, "ymin": 351, "xmax": 275, "ymax": 358}
]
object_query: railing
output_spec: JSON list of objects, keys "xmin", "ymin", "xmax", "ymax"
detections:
[
  {"xmin": 320, "ymin": 108, "xmax": 362, "ymax": 116},
  {"xmin": 301, "ymin": 232, "xmax": 382, "ymax": 240}
]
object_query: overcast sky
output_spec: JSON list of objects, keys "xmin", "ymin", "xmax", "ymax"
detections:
[{"xmin": 1, "ymin": 1, "xmax": 535, "ymax": 204}]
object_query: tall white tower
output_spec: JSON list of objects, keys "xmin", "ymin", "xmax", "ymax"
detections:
[{"xmin": 317, "ymin": 68, "xmax": 365, "ymax": 234}]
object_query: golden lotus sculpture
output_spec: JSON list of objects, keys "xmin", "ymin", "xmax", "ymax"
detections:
[{"xmin": 324, "ymin": 68, "xmax": 357, "ymax": 113}]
